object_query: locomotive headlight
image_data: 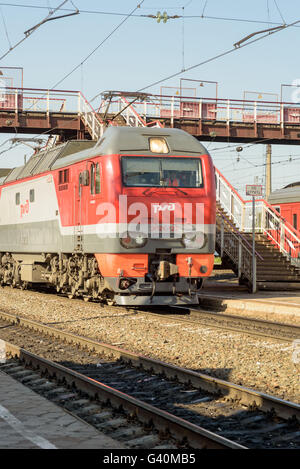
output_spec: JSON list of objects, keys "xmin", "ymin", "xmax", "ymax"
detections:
[
  {"xmin": 120, "ymin": 232, "xmax": 148, "ymax": 249},
  {"xmin": 181, "ymin": 232, "xmax": 207, "ymax": 249},
  {"xmin": 149, "ymin": 137, "xmax": 169, "ymax": 154}
]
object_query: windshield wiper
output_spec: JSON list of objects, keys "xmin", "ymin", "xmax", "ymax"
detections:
[
  {"xmin": 172, "ymin": 187, "xmax": 188, "ymax": 196},
  {"xmin": 143, "ymin": 186, "xmax": 188, "ymax": 196}
]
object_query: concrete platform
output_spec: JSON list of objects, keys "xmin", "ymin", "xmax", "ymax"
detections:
[
  {"xmin": 200, "ymin": 276, "xmax": 300, "ymax": 323},
  {"xmin": 0, "ymin": 370, "xmax": 125, "ymax": 449}
]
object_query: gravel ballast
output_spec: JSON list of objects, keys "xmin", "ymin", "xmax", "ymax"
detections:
[{"xmin": 0, "ymin": 286, "xmax": 299, "ymax": 404}]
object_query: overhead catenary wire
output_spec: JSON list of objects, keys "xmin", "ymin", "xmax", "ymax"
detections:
[
  {"xmin": 4, "ymin": 0, "xmax": 144, "ymax": 113},
  {"xmin": 134, "ymin": 17, "xmax": 300, "ymax": 93},
  {"xmin": 0, "ymin": 3, "xmax": 300, "ymax": 29},
  {"xmin": 91, "ymin": 15, "xmax": 300, "ymax": 102},
  {"xmin": 218, "ymin": 154, "xmax": 300, "ymax": 176},
  {"xmin": 209, "ymin": 135, "xmax": 291, "ymax": 153},
  {"xmin": 49, "ymin": 0, "xmax": 145, "ymax": 91},
  {"xmin": 0, "ymin": 0, "xmax": 146, "ymax": 159},
  {"xmin": 201, "ymin": 0, "xmax": 209, "ymax": 17},
  {"xmin": 0, "ymin": 6, "xmax": 12, "ymax": 49},
  {"xmin": 0, "ymin": 0, "xmax": 78, "ymax": 62},
  {"xmin": 266, "ymin": 0, "xmax": 270, "ymax": 27},
  {"xmin": 1, "ymin": 12, "xmax": 299, "ymax": 161},
  {"xmin": 273, "ymin": 0, "xmax": 286, "ymax": 24},
  {"xmin": 0, "ymin": 1, "xmax": 298, "ymax": 177},
  {"xmin": 180, "ymin": 0, "xmax": 194, "ymax": 71}
]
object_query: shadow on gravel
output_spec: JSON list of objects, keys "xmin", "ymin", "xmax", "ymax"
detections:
[
  {"xmin": 40, "ymin": 359, "xmax": 300, "ymax": 448},
  {"xmin": 3, "ymin": 352, "xmax": 298, "ymax": 449}
]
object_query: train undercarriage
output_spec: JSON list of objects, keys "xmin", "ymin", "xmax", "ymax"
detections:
[{"xmin": 0, "ymin": 252, "xmax": 202, "ymax": 306}]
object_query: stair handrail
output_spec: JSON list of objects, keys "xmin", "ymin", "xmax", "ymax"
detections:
[
  {"xmin": 248, "ymin": 199, "xmax": 300, "ymax": 259},
  {"xmin": 215, "ymin": 167, "xmax": 245, "ymax": 229},
  {"xmin": 216, "ymin": 166, "xmax": 300, "ymax": 260},
  {"xmin": 245, "ymin": 198, "xmax": 300, "ymax": 239},
  {"xmin": 119, "ymin": 95, "xmax": 163, "ymax": 128},
  {"xmin": 217, "ymin": 209, "xmax": 264, "ymax": 261},
  {"xmin": 78, "ymin": 92, "xmax": 104, "ymax": 140},
  {"xmin": 216, "ymin": 211, "xmax": 259, "ymax": 289}
]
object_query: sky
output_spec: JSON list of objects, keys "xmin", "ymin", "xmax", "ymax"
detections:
[{"xmin": 0, "ymin": 0, "xmax": 300, "ymax": 197}]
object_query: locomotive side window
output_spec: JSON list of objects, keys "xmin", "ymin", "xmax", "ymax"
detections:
[
  {"xmin": 293, "ymin": 214, "xmax": 298, "ymax": 230},
  {"xmin": 122, "ymin": 157, "xmax": 203, "ymax": 188},
  {"xmin": 95, "ymin": 163, "xmax": 101, "ymax": 194},
  {"xmin": 90, "ymin": 164, "xmax": 95, "ymax": 194},
  {"xmin": 29, "ymin": 189, "xmax": 35, "ymax": 203},
  {"xmin": 90, "ymin": 163, "xmax": 101, "ymax": 195},
  {"xmin": 59, "ymin": 169, "xmax": 69, "ymax": 185},
  {"xmin": 273, "ymin": 206, "xmax": 281, "ymax": 215},
  {"xmin": 15, "ymin": 192, "xmax": 20, "ymax": 205}
]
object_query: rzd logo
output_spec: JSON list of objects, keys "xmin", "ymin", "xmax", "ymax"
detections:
[
  {"xmin": 152, "ymin": 203, "xmax": 175, "ymax": 214},
  {"xmin": 20, "ymin": 200, "xmax": 29, "ymax": 218}
]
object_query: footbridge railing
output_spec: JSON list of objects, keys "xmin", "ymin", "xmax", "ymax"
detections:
[
  {"xmin": 97, "ymin": 90, "xmax": 300, "ymax": 127},
  {"xmin": 215, "ymin": 167, "xmax": 300, "ymax": 264},
  {"xmin": 2, "ymin": 86, "xmax": 300, "ymax": 140}
]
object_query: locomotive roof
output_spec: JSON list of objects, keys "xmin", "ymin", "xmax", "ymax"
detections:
[
  {"xmin": 0, "ymin": 140, "xmax": 95, "ymax": 185},
  {"xmin": 96, "ymin": 126, "xmax": 207, "ymax": 155},
  {"xmin": 0, "ymin": 127, "xmax": 208, "ymax": 185},
  {"xmin": 52, "ymin": 127, "xmax": 208, "ymax": 170},
  {"xmin": 0, "ymin": 168, "xmax": 11, "ymax": 185},
  {"xmin": 268, "ymin": 184, "xmax": 300, "ymax": 204}
]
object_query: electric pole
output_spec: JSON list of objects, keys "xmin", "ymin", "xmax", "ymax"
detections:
[{"xmin": 265, "ymin": 144, "xmax": 272, "ymax": 199}]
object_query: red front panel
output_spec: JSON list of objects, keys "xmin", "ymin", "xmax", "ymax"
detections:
[
  {"xmin": 177, "ymin": 254, "xmax": 214, "ymax": 277},
  {"xmin": 95, "ymin": 253, "xmax": 148, "ymax": 277}
]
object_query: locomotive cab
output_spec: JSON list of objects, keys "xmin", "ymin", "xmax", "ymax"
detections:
[{"xmin": 93, "ymin": 127, "xmax": 216, "ymax": 305}]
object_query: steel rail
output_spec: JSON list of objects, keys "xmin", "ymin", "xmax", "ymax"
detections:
[
  {"xmin": 187, "ymin": 306, "xmax": 300, "ymax": 341},
  {"xmin": 2, "ymin": 340, "xmax": 244, "ymax": 450},
  {"xmin": 143, "ymin": 306, "xmax": 300, "ymax": 343},
  {"xmin": 0, "ymin": 309, "xmax": 299, "ymax": 423}
]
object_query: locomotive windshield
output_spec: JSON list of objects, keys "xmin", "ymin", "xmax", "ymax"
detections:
[{"xmin": 122, "ymin": 156, "xmax": 203, "ymax": 188}]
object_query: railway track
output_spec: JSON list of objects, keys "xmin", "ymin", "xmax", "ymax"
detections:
[
  {"xmin": 2, "ymin": 284, "xmax": 300, "ymax": 343},
  {"xmin": 0, "ymin": 310, "xmax": 299, "ymax": 449},
  {"xmin": 141, "ymin": 306, "xmax": 300, "ymax": 343},
  {"xmin": 1, "ymin": 342, "xmax": 235, "ymax": 450}
]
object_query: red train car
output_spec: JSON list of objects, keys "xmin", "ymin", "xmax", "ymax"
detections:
[
  {"xmin": 268, "ymin": 182, "xmax": 300, "ymax": 232},
  {"xmin": 268, "ymin": 182, "xmax": 300, "ymax": 259},
  {"xmin": 0, "ymin": 127, "xmax": 216, "ymax": 305}
]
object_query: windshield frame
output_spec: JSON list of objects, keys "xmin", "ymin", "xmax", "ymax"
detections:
[{"xmin": 121, "ymin": 155, "xmax": 204, "ymax": 189}]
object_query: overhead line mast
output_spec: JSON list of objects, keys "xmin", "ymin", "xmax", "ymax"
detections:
[{"xmin": 265, "ymin": 144, "xmax": 272, "ymax": 199}]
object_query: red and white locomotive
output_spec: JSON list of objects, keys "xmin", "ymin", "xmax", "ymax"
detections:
[{"xmin": 0, "ymin": 127, "xmax": 216, "ymax": 305}]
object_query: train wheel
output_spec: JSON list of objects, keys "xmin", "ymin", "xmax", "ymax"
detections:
[{"xmin": 106, "ymin": 294, "xmax": 115, "ymax": 306}]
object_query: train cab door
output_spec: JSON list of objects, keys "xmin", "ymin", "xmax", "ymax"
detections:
[
  {"xmin": 74, "ymin": 162, "xmax": 102, "ymax": 251},
  {"xmin": 75, "ymin": 168, "xmax": 90, "ymax": 251},
  {"xmin": 87, "ymin": 161, "xmax": 102, "ymax": 223}
]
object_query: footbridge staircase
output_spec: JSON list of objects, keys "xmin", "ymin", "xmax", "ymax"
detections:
[{"xmin": 215, "ymin": 168, "xmax": 300, "ymax": 291}]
